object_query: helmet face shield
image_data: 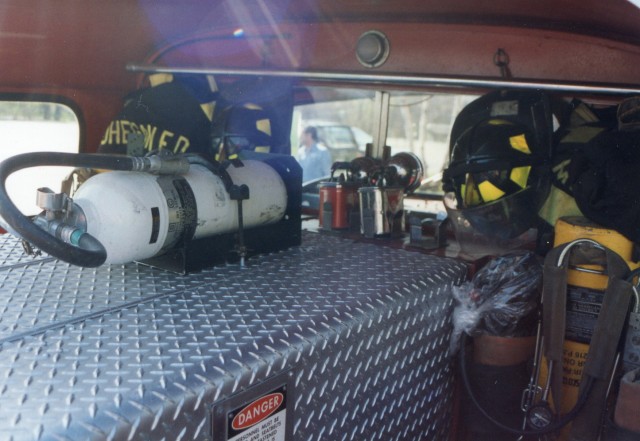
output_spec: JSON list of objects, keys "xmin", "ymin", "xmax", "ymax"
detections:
[
  {"xmin": 444, "ymin": 191, "xmax": 540, "ymax": 257},
  {"xmin": 445, "ymin": 188, "xmax": 541, "ymax": 240}
]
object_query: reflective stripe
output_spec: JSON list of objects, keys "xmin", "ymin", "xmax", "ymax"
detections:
[
  {"xmin": 257, "ymin": 118, "xmax": 272, "ymax": 136},
  {"xmin": 478, "ymin": 180, "xmax": 505, "ymax": 202},
  {"xmin": 510, "ymin": 165, "xmax": 531, "ymax": 188},
  {"xmin": 463, "ymin": 164, "xmax": 531, "ymax": 206},
  {"xmin": 487, "ymin": 119, "xmax": 512, "ymax": 126},
  {"xmin": 463, "ymin": 175, "xmax": 482, "ymax": 206},
  {"xmin": 509, "ymin": 134, "xmax": 531, "ymax": 154}
]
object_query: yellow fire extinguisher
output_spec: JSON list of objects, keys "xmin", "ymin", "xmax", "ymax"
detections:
[
  {"xmin": 458, "ymin": 216, "xmax": 635, "ymax": 440},
  {"xmin": 534, "ymin": 216, "xmax": 636, "ymax": 440}
]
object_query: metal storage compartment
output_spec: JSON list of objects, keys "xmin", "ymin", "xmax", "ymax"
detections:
[{"xmin": 0, "ymin": 232, "xmax": 466, "ymax": 440}]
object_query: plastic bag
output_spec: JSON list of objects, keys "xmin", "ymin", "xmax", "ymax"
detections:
[{"xmin": 450, "ymin": 251, "xmax": 542, "ymax": 355}]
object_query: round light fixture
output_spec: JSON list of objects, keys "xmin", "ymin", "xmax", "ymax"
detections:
[{"xmin": 356, "ymin": 30, "xmax": 390, "ymax": 68}]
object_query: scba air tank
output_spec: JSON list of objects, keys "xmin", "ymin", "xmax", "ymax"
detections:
[{"xmin": 73, "ymin": 160, "xmax": 287, "ymax": 264}]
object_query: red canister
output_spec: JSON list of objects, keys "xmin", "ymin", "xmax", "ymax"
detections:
[
  {"xmin": 319, "ymin": 182, "xmax": 337, "ymax": 229},
  {"xmin": 319, "ymin": 182, "xmax": 359, "ymax": 229}
]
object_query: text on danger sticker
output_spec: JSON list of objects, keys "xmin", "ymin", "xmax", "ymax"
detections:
[
  {"xmin": 226, "ymin": 384, "xmax": 287, "ymax": 441},
  {"xmin": 232, "ymin": 393, "xmax": 283, "ymax": 431}
]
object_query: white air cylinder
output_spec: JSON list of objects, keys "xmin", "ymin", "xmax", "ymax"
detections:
[{"xmin": 73, "ymin": 160, "xmax": 287, "ymax": 264}]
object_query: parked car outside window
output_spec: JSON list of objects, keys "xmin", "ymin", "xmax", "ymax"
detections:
[{"xmin": 300, "ymin": 121, "xmax": 372, "ymax": 163}]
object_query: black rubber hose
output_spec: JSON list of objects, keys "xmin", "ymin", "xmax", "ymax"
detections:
[
  {"xmin": 0, "ymin": 152, "xmax": 139, "ymax": 267},
  {"xmin": 459, "ymin": 333, "xmax": 594, "ymax": 437},
  {"xmin": 76, "ymin": 233, "xmax": 107, "ymax": 255}
]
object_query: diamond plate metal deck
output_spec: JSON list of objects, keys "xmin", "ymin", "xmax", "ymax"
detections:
[{"xmin": 0, "ymin": 232, "xmax": 466, "ymax": 441}]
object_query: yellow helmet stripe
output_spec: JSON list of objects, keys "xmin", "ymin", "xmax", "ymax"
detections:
[
  {"xmin": 477, "ymin": 180, "xmax": 506, "ymax": 202},
  {"xmin": 509, "ymin": 134, "xmax": 531, "ymax": 154},
  {"xmin": 462, "ymin": 174, "xmax": 483, "ymax": 206},
  {"xmin": 510, "ymin": 165, "xmax": 531, "ymax": 189},
  {"xmin": 257, "ymin": 118, "xmax": 271, "ymax": 136}
]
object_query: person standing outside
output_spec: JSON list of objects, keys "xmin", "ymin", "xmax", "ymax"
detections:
[{"xmin": 297, "ymin": 126, "xmax": 332, "ymax": 182}]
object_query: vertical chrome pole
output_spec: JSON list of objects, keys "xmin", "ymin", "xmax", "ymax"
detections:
[{"xmin": 372, "ymin": 91, "xmax": 391, "ymax": 158}]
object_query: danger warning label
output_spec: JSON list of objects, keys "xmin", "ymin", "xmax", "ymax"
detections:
[{"xmin": 227, "ymin": 386, "xmax": 286, "ymax": 441}]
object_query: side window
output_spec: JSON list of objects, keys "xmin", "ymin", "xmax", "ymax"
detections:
[
  {"xmin": 387, "ymin": 93, "xmax": 477, "ymax": 195},
  {"xmin": 292, "ymin": 88, "xmax": 375, "ymax": 169},
  {"xmin": 0, "ymin": 101, "xmax": 79, "ymax": 215}
]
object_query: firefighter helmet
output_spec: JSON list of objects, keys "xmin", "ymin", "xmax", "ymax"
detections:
[
  {"xmin": 212, "ymin": 104, "xmax": 272, "ymax": 161},
  {"xmin": 443, "ymin": 118, "xmax": 551, "ymax": 239}
]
